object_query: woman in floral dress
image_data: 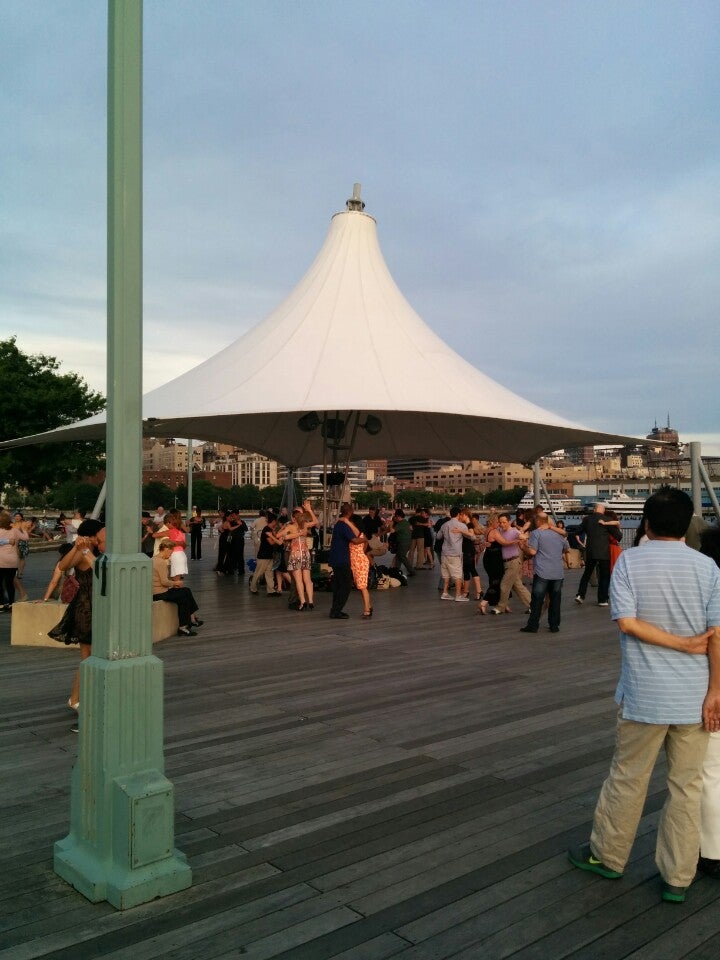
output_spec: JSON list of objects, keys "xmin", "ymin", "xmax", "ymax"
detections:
[{"xmin": 277, "ymin": 501, "xmax": 318, "ymax": 611}]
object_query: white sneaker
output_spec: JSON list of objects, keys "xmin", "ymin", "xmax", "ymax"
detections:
[
  {"xmin": 441, "ymin": 593, "xmax": 453, "ymax": 600},
  {"xmin": 574, "ymin": 595, "xmax": 583, "ymax": 604},
  {"xmin": 455, "ymin": 595, "xmax": 469, "ymax": 602},
  {"xmin": 598, "ymin": 602, "xmax": 609, "ymax": 607}
]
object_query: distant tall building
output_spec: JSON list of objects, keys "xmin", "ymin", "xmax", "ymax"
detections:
[
  {"xmin": 646, "ymin": 416, "xmax": 680, "ymax": 463},
  {"xmin": 279, "ymin": 463, "xmax": 367, "ymax": 499},
  {"xmin": 386, "ymin": 458, "xmax": 459, "ymax": 481},
  {"xmin": 564, "ymin": 445, "xmax": 595, "ymax": 466},
  {"xmin": 365, "ymin": 459, "xmax": 388, "ymax": 481},
  {"xmin": 198, "ymin": 443, "xmax": 278, "ymax": 488},
  {"xmin": 142, "ymin": 439, "xmax": 202, "ymax": 473}
]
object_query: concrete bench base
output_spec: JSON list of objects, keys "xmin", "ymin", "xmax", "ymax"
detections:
[{"xmin": 10, "ymin": 600, "xmax": 180, "ymax": 648}]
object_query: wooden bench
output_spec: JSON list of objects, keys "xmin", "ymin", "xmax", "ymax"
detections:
[{"xmin": 10, "ymin": 600, "xmax": 180, "ymax": 648}]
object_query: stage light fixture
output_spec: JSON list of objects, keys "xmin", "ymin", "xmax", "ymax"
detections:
[
  {"xmin": 361, "ymin": 415, "xmax": 382, "ymax": 436},
  {"xmin": 321, "ymin": 418, "xmax": 346, "ymax": 441},
  {"xmin": 297, "ymin": 412, "xmax": 320, "ymax": 432}
]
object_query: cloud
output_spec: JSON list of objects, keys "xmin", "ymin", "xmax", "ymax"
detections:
[{"xmin": 2, "ymin": 1, "xmax": 719, "ymax": 453}]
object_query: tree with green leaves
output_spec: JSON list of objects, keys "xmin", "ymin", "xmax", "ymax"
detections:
[
  {"xmin": 46, "ymin": 481, "xmax": 104, "ymax": 513},
  {"xmin": 354, "ymin": 491, "xmax": 392, "ymax": 509},
  {"xmin": 230, "ymin": 484, "xmax": 263, "ymax": 510},
  {"xmin": 176, "ymin": 479, "xmax": 222, "ymax": 510},
  {"xmin": 142, "ymin": 480, "xmax": 175, "ymax": 510},
  {"xmin": 255, "ymin": 482, "xmax": 305, "ymax": 511},
  {"xmin": 484, "ymin": 485, "xmax": 526, "ymax": 507},
  {"xmin": 0, "ymin": 338, "xmax": 105, "ymax": 494}
]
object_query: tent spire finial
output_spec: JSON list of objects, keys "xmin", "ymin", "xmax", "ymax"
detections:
[{"xmin": 346, "ymin": 182, "xmax": 365, "ymax": 212}]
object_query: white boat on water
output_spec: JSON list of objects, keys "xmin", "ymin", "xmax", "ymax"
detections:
[
  {"xmin": 599, "ymin": 493, "xmax": 645, "ymax": 516},
  {"xmin": 518, "ymin": 491, "xmax": 582, "ymax": 515}
]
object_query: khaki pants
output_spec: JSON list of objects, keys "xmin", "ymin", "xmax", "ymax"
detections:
[
  {"xmin": 591, "ymin": 711, "xmax": 709, "ymax": 886},
  {"xmin": 497, "ymin": 556, "xmax": 531, "ymax": 610},
  {"xmin": 250, "ymin": 558, "xmax": 275, "ymax": 593},
  {"xmin": 701, "ymin": 732, "xmax": 720, "ymax": 859},
  {"xmin": 411, "ymin": 537, "xmax": 425, "ymax": 568}
]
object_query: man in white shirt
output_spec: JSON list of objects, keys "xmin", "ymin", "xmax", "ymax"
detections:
[
  {"xmin": 438, "ymin": 507, "xmax": 474, "ymax": 602},
  {"xmin": 251, "ymin": 510, "xmax": 268, "ymax": 553}
]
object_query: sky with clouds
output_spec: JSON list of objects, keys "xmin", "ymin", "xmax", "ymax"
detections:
[{"xmin": 2, "ymin": 0, "xmax": 719, "ymax": 454}]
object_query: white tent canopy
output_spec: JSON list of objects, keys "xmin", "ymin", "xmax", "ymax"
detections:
[{"xmin": 2, "ymin": 187, "xmax": 642, "ymax": 464}]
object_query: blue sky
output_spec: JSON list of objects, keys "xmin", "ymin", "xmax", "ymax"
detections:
[{"xmin": 2, "ymin": 0, "xmax": 719, "ymax": 453}]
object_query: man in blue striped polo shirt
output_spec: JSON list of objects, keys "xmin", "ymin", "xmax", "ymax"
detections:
[{"xmin": 569, "ymin": 487, "xmax": 720, "ymax": 903}]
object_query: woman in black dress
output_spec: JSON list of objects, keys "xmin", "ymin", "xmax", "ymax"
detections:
[
  {"xmin": 48, "ymin": 518, "xmax": 105, "ymax": 714},
  {"xmin": 214, "ymin": 510, "xmax": 231, "ymax": 575},
  {"xmin": 218, "ymin": 508, "xmax": 247, "ymax": 577},
  {"xmin": 480, "ymin": 513, "xmax": 503, "ymax": 613}
]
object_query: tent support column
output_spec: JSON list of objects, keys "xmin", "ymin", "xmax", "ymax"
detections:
[
  {"xmin": 90, "ymin": 480, "xmax": 107, "ymax": 520},
  {"xmin": 697, "ymin": 456, "xmax": 720, "ymax": 521},
  {"xmin": 537, "ymin": 474, "xmax": 560, "ymax": 525},
  {"xmin": 283, "ymin": 468, "xmax": 296, "ymax": 514},
  {"xmin": 187, "ymin": 439, "xmax": 193, "ymax": 520},
  {"xmin": 53, "ymin": 0, "xmax": 191, "ymax": 909},
  {"xmin": 318, "ymin": 410, "xmax": 360, "ymax": 547},
  {"xmin": 690, "ymin": 442, "xmax": 720, "ymax": 522},
  {"xmin": 342, "ymin": 413, "xmax": 361, "ymax": 505},
  {"xmin": 690, "ymin": 442, "xmax": 703, "ymax": 517},
  {"xmin": 321, "ymin": 423, "xmax": 329, "ymax": 548},
  {"xmin": 532, "ymin": 463, "xmax": 541, "ymax": 507},
  {"xmin": 530, "ymin": 462, "xmax": 559, "ymax": 524}
]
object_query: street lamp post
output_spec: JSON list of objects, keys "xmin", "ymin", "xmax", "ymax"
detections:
[{"xmin": 53, "ymin": 0, "xmax": 191, "ymax": 909}]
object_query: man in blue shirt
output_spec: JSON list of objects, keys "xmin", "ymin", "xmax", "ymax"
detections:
[
  {"xmin": 519, "ymin": 511, "xmax": 568, "ymax": 633},
  {"xmin": 328, "ymin": 503, "xmax": 360, "ymax": 620},
  {"xmin": 568, "ymin": 488, "xmax": 720, "ymax": 903}
]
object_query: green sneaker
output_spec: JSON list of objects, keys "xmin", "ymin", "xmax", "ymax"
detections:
[
  {"xmin": 568, "ymin": 844, "xmax": 623, "ymax": 879},
  {"xmin": 661, "ymin": 882, "xmax": 687, "ymax": 903}
]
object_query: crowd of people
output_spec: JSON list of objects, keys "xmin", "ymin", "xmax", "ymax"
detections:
[
  {"xmin": 0, "ymin": 499, "xmax": 688, "ymax": 639},
  {"xmin": 3, "ymin": 490, "xmax": 720, "ymax": 903}
]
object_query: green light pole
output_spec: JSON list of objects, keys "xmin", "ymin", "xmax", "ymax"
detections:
[{"xmin": 54, "ymin": 0, "xmax": 191, "ymax": 909}]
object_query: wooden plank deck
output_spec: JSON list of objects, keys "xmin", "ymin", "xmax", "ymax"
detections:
[{"xmin": 1, "ymin": 541, "xmax": 719, "ymax": 959}]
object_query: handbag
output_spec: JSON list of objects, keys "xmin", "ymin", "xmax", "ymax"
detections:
[{"xmin": 60, "ymin": 574, "xmax": 80, "ymax": 604}]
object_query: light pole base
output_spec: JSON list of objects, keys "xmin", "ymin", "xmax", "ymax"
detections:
[
  {"xmin": 55, "ymin": 764, "xmax": 191, "ymax": 909},
  {"xmin": 55, "ymin": 836, "xmax": 191, "ymax": 910},
  {"xmin": 53, "ymin": 649, "xmax": 192, "ymax": 909}
]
